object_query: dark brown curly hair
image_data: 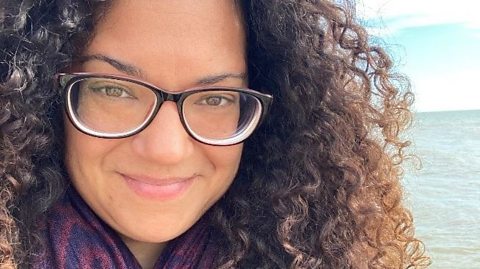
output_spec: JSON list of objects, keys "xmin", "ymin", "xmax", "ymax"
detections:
[{"xmin": 0, "ymin": 0, "xmax": 430, "ymax": 268}]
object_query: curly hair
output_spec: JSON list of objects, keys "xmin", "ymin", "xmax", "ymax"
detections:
[{"xmin": 0, "ymin": 0, "xmax": 430, "ymax": 268}]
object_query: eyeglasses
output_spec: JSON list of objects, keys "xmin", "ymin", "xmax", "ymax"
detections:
[{"xmin": 56, "ymin": 73, "xmax": 272, "ymax": 146}]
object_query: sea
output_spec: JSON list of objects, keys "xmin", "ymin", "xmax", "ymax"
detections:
[{"xmin": 403, "ymin": 109, "xmax": 480, "ymax": 269}]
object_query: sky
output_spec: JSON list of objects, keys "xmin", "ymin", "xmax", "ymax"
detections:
[{"xmin": 355, "ymin": 0, "xmax": 480, "ymax": 112}]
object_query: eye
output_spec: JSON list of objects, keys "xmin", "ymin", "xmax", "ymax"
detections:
[
  {"xmin": 194, "ymin": 93, "xmax": 236, "ymax": 107},
  {"xmin": 90, "ymin": 85, "xmax": 134, "ymax": 98},
  {"xmin": 205, "ymin": 96, "xmax": 227, "ymax": 106}
]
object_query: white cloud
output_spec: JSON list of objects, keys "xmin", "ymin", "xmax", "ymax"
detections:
[
  {"xmin": 355, "ymin": 0, "xmax": 480, "ymax": 112},
  {"xmin": 410, "ymin": 69, "xmax": 480, "ymax": 112},
  {"xmin": 358, "ymin": 0, "xmax": 480, "ymax": 35}
]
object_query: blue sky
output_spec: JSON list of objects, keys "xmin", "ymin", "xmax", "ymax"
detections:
[{"xmin": 357, "ymin": 0, "xmax": 480, "ymax": 112}]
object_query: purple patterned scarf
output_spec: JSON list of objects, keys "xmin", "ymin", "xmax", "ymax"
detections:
[{"xmin": 33, "ymin": 187, "xmax": 217, "ymax": 268}]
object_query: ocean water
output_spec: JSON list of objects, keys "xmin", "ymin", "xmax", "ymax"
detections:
[{"xmin": 403, "ymin": 110, "xmax": 480, "ymax": 269}]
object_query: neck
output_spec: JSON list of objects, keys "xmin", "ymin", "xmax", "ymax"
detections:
[{"xmin": 120, "ymin": 235, "xmax": 167, "ymax": 269}]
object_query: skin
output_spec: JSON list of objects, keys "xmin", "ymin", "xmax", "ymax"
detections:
[{"xmin": 64, "ymin": 0, "xmax": 246, "ymax": 268}]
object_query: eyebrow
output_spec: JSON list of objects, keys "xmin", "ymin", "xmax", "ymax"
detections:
[
  {"xmin": 78, "ymin": 54, "xmax": 144, "ymax": 78},
  {"xmin": 79, "ymin": 54, "xmax": 247, "ymax": 86},
  {"xmin": 196, "ymin": 72, "xmax": 247, "ymax": 85}
]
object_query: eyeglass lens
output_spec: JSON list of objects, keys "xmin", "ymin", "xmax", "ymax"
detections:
[{"xmin": 68, "ymin": 77, "xmax": 262, "ymax": 142}]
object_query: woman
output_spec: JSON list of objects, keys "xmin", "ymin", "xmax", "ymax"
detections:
[{"xmin": 0, "ymin": 0, "xmax": 430, "ymax": 268}]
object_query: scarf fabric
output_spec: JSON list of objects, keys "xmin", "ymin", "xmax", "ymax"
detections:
[{"xmin": 33, "ymin": 188, "xmax": 217, "ymax": 269}]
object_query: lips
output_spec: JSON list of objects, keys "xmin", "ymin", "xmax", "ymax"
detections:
[{"xmin": 120, "ymin": 173, "xmax": 195, "ymax": 200}]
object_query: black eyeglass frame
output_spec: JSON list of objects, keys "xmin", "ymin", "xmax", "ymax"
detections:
[{"xmin": 56, "ymin": 72, "xmax": 273, "ymax": 146}]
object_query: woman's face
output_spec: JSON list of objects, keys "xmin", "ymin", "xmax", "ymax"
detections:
[{"xmin": 64, "ymin": 0, "xmax": 245, "ymax": 247}]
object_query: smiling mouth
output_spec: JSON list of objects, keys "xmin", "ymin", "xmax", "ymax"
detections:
[{"xmin": 120, "ymin": 173, "xmax": 196, "ymax": 200}]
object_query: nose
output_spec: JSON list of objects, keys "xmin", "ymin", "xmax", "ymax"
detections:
[{"xmin": 131, "ymin": 101, "xmax": 194, "ymax": 164}]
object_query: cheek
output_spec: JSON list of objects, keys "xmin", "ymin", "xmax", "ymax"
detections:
[
  {"xmin": 191, "ymin": 143, "xmax": 243, "ymax": 210},
  {"xmin": 65, "ymin": 119, "xmax": 103, "ymax": 173},
  {"xmin": 204, "ymin": 143, "xmax": 243, "ymax": 178},
  {"xmin": 64, "ymin": 119, "xmax": 118, "ymax": 203}
]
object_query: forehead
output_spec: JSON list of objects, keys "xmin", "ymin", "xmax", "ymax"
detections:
[{"xmin": 83, "ymin": 0, "xmax": 246, "ymax": 90}]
